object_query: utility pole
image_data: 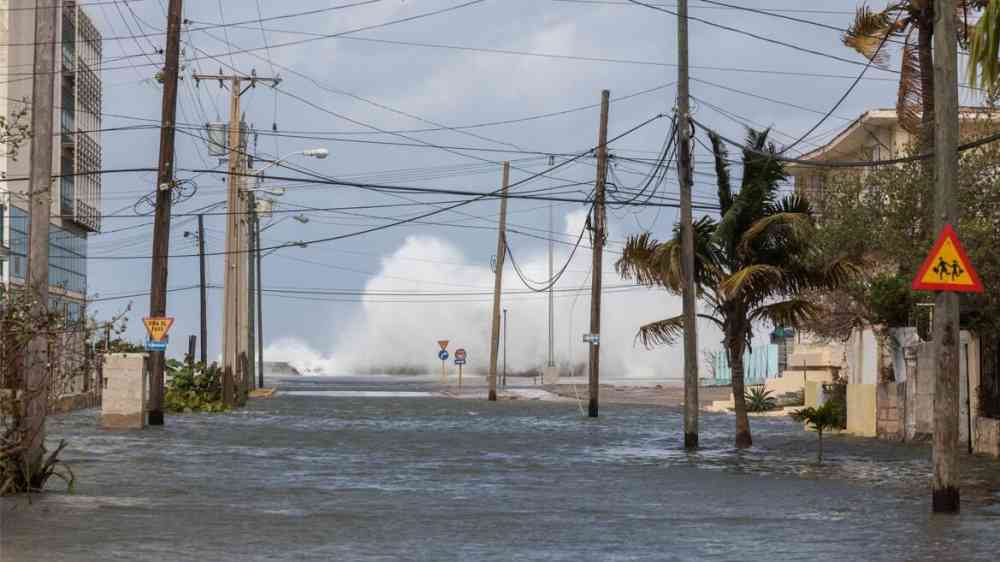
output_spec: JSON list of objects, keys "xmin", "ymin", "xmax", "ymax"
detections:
[
  {"xmin": 246, "ymin": 192, "xmax": 256, "ymax": 392},
  {"xmin": 146, "ymin": 0, "xmax": 184, "ymax": 426},
  {"xmin": 197, "ymin": 214, "xmax": 208, "ymax": 365},
  {"xmin": 503, "ymin": 308, "xmax": 508, "ymax": 388},
  {"xmin": 547, "ymin": 155, "xmax": 556, "ymax": 373},
  {"xmin": 256, "ymin": 215, "xmax": 265, "ymax": 389},
  {"xmin": 24, "ymin": 0, "xmax": 59, "ymax": 469},
  {"xmin": 193, "ymin": 71, "xmax": 280, "ymax": 406},
  {"xmin": 587, "ymin": 90, "xmax": 610, "ymax": 418},
  {"xmin": 677, "ymin": 0, "xmax": 700, "ymax": 449},
  {"xmin": 931, "ymin": 0, "xmax": 960, "ymax": 514},
  {"xmin": 488, "ymin": 162, "xmax": 510, "ymax": 401}
]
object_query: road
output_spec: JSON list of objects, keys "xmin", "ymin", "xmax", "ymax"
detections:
[{"xmin": 2, "ymin": 375, "xmax": 999, "ymax": 561}]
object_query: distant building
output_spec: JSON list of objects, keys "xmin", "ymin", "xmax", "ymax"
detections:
[{"xmin": 0, "ymin": 0, "xmax": 102, "ymax": 325}]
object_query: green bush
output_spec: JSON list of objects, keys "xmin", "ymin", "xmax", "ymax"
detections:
[
  {"xmin": 745, "ymin": 387, "xmax": 777, "ymax": 412},
  {"xmin": 164, "ymin": 361, "xmax": 229, "ymax": 413}
]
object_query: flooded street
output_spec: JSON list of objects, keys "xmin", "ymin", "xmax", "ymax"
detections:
[{"xmin": 3, "ymin": 376, "xmax": 999, "ymax": 561}]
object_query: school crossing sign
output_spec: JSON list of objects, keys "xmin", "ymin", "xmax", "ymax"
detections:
[{"xmin": 912, "ymin": 224, "xmax": 983, "ymax": 293}]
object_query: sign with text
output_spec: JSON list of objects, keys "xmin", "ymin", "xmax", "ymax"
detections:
[{"xmin": 143, "ymin": 317, "xmax": 175, "ymax": 342}]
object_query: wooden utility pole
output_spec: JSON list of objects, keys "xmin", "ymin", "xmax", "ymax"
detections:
[
  {"xmin": 677, "ymin": 0, "xmax": 700, "ymax": 448},
  {"xmin": 487, "ymin": 162, "xmax": 510, "ymax": 401},
  {"xmin": 221, "ymin": 79, "xmax": 242, "ymax": 407},
  {"xmin": 24, "ymin": 0, "xmax": 59, "ymax": 469},
  {"xmin": 931, "ymin": 0, "xmax": 960, "ymax": 514},
  {"xmin": 193, "ymin": 71, "xmax": 280, "ymax": 406},
  {"xmin": 146, "ymin": 0, "xmax": 185, "ymax": 426},
  {"xmin": 588, "ymin": 90, "xmax": 610, "ymax": 418},
  {"xmin": 256, "ymin": 215, "xmax": 265, "ymax": 389},
  {"xmin": 197, "ymin": 214, "xmax": 208, "ymax": 365}
]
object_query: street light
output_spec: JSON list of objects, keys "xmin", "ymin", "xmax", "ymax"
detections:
[{"xmin": 248, "ymin": 148, "xmax": 326, "ymax": 391}]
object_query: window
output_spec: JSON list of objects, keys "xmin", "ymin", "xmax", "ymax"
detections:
[{"xmin": 6, "ymin": 207, "xmax": 87, "ymax": 294}]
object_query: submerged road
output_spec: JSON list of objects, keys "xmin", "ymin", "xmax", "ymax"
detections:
[{"xmin": 2, "ymin": 375, "xmax": 999, "ymax": 561}]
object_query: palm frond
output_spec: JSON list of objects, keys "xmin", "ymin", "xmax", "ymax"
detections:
[
  {"xmin": 708, "ymin": 131, "xmax": 733, "ymax": 214},
  {"xmin": 897, "ymin": 36, "xmax": 924, "ymax": 135},
  {"xmin": 615, "ymin": 232, "xmax": 669, "ymax": 287},
  {"xmin": 750, "ymin": 299, "xmax": 826, "ymax": 328},
  {"xmin": 719, "ymin": 264, "xmax": 785, "ymax": 300},
  {"xmin": 966, "ymin": 0, "xmax": 1000, "ymax": 89},
  {"xmin": 635, "ymin": 315, "xmax": 685, "ymax": 349},
  {"xmin": 844, "ymin": 5, "xmax": 895, "ymax": 66},
  {"xmin": 738, "ymin": 209, "xmax": 814, "ymax": 255}
]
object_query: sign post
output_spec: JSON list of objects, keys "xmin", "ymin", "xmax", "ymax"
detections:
[
  {"xmin": 437, "ymin": 340, "xmax": 450, "ymax": 383},
  {"xmin": 454, "ymin": 348, "xmax": 467, "ymax": 387},
  {"xmin": 143, "ymin": 317, "xmax": 175, "ymax": 352}
]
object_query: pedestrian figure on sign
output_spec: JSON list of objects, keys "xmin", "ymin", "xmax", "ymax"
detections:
[
  {"xmin": 950, "ymin": 259, "xmax": 964, "ymax": 281},
  {"xmin": 933, "ymin": 257, "xmax": 949, "ymax": 280}
]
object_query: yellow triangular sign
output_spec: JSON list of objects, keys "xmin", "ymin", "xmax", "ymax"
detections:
[
  {"xmin": 912, "ymin": 224, "xmax": 983, "ymax": 293},
  {"xmin": 438, "ymin": 340, "xmax": 449, "ymax": 350},
  {"xmin": 143, "ymin": 317, "xmax": 175, "ymax": 342}
]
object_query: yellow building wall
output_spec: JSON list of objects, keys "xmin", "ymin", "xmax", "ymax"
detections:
[{"xmin": 847, "ymin": 383, "xmax": 877, "ymax": 438}]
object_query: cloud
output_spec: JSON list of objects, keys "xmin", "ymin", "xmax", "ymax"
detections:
[{"xmin": 267, "ymin": 209, "xmax": 721, "ymax": 377}]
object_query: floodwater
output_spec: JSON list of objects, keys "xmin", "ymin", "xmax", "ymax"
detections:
[{"xmin": 2, "ymin": 376, "xmax": 999, "ymax": 561}]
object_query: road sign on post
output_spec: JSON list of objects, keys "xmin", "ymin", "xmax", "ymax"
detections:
[
  {"xmin": 438, "ymin": 340, "xmax": 450, "ymax": 351},
  {"xmin": 143, "ymin": 317, "xmax": 175, "ymax": 351},
  {"xmin": 912, "ymin": 224, "xmax": 983, "ymax": 293},
  {"xmin": 438, "ymin": 348, "xmax": 449, "ymax": 383}
]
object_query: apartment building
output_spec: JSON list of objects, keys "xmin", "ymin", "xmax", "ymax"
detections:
[{"xmin": 0, "ymin": 0, "xmax": 102, "ymax": 325}]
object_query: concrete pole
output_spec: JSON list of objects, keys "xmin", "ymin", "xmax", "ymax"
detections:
[
  {"xmin": 256, "ymin": 217, "xmax": 264, "ymax": 389},
  {"xmin": 931, "ymin": 0, "xmax": 960, "ymax": 514},
  {"xmin": 588, "ymin": 90, "xmax": 610, "ymax": 418},
  {"xmin": 24, "ymin": 0, "xmax": 60, "ymax": 469},
  {"xmin": 221, "ymin": 79, "xmax": 242, "ymax": 406},
  {"xmin": 246, "ymin": 193, "xmax": 256, "ymax": 392},
  {"xmin": 678, "ymin": 0, "xmax": 700, "ymax": 449},
  {"xmin": 487, "ymin": 162, "xmax": 510, "ymax": 401}
]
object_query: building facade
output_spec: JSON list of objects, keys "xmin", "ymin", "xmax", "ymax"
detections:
[{"xmin": 0, "ymin": 0, "xmax": 101, "ymax": 324}]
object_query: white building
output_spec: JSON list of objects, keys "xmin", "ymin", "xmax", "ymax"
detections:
[{"xmin": 0, "ymin": 0, "xmax": 102, "ymax": 324}]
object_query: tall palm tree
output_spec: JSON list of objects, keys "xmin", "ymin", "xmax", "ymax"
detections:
[
  {"xmin": 843, "ymin": 2, "xmax": 980, "ymax": 144},
  {"xmin": 615, "ymin": 129, "xmax": 855, "ymax": 449}
]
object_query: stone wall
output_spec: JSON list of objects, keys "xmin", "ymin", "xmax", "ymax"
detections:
[
  {"xmin": 50, "ymin": 390, "xmax": 100, "ymax": 414},
  {"xmin": 876, "ymin": 382, "xmax": 905, "ymax": 440},
  {"xmin": 974, "ymin": 417, "xmax": 1000, "ymax": 458}
]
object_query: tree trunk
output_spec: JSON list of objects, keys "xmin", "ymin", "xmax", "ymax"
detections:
[
  {"xmin": 917, "ymin": 14, "xmax": 936, "ymax": 150},
  {"xmin": 727, "ymin": 326, "xmax": 752, "ymax": 449},
  {"xmin": 818, "ymin": 429, "xmax": 824, "ymax": 464}
]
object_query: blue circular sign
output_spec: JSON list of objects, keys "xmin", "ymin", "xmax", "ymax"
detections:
[{"xmin": 438, "ymin": 350, "xmax": 449, "ymax": 361}]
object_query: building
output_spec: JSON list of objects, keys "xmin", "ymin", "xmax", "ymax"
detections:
[
  {"xmin": 0, "ymin": 0, "xmax": 102, "ymax": 326},
  {"xmin": 786, "ymin": 108, "xmax": 1000, "ymax": 456}
]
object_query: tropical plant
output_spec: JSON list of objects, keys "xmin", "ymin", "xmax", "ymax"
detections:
[
  {"xmin": 164, "ymin": 361, "xmax": 230, "ymax": 413},
  {"xmin": 966, "ymin": 0, "xmax": 1000, "ymax": 90},
  {"xmin": 790, "ymin": 401, "xmax": 844, "ymax": 463},
  {"xmin": 615, "ymin": 129, "xmax": 856, "ymax": 449},
  {"xmin": 843, "ymin": 2, "xmax": 982, "ymax": 144},
  {"xmin": 745, "ymin": 387, "xmax": 777, "ymax": 413}
]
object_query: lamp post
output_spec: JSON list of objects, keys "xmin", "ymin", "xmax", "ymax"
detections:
[{"xmin": 242, "ymin": 148, "xmax": 326, "ymax": 390}]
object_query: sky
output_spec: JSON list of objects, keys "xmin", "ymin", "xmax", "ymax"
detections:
[{"xmin": 80, "ymin": 0, "xmax": 953, "ymax": 377}]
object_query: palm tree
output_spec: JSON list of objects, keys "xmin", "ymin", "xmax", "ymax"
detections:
[
  {"xmin": 615, "ymin": 129, "xmax": 855, "ymax": 449},
  {"xmin": 843, "ymin": 2, "xmax": 980, "ymax": 144},
  {"xmin": 790, "ymin": 402, "xmax": 843, "ymax": 463}
]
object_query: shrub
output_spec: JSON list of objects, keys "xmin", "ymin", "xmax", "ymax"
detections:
[
  {"xmin": 164, "ymin": 361, "xmax": 229, "ymax": 413},
  {"xmin": 745, "ymin": 387, "xmax": 776, "ymax": 412},
  {"xmin": 790, "ymin": 401, "xmax": 843, "ymax": 463}
]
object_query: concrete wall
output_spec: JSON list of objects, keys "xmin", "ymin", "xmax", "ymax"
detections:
[
  {"xmin": 100, "ymin": 353, "xmax": 147, "ymax": 429},
  {"xmin": 974, "ymin": 417, "xmax": 1000, "ymax": 458},
  {"xmin": 876, "ymin": 382, "xmax": 906, "ymax": 440},
  {"xmin": 847, "ymin": 384, "xmax": 877, "ymax": 437},
  {"xmin": 766, "ymin": 371, "xmax": 834, "ymax": 396}
]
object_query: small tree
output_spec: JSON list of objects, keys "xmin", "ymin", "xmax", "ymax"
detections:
[{"xmin": 790, "ymin": 402, "xmax": 843, "ymax": 463}]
